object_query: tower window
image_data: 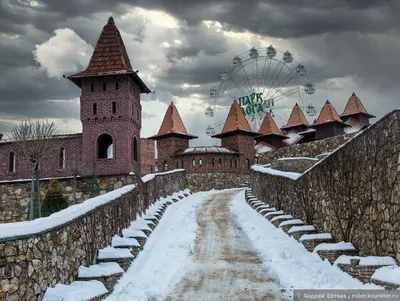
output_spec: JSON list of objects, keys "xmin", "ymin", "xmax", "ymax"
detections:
[
  {"xmin": 90, "ymin": 83, "xmax": 94, "ymax": 92},
  {"xmin": 164, "ymin": 161, "xmax": 168, "ymax": 171},
  {"xmin": 112, "ymin": 102, "xmax": 116, "ymax": 114},
  {"xmin": 192, "ymin": 159, "xmax": 196, "ymax": 167},
  {"xmin": 133, "ymin": 137, "xmax": 138, "ymax": 161},
  {"xmin": 93, "ymin": 103, "xmax": 97, "ymax": 115},
  {"xmin": 59, "ymin": 147, "xmax": 66, "ymax": 169},
  {"xmin": 212, "ymin": 158, "xmax": 215, "ymax": 166},
  {"xmin": 8, "ymin": 152, "xmax": 16, "ymax": 173},
  {"xmin": 103, "ymin": 83, "xmax": 106, "ymax": 91},
  {"xmin": 98, "ymin": 134, "xmax": 113, "ymax": 158},
  {"xmin": 246, "ymin": 158, "xmax": 250, "ymax": 169},
  {"xmin": 115, "ymin": 82, "xmax": 119, "ymax": 90},
  {"xmin": 181, "ymin": 160, "xmax": 183, "ymax": 168},
  {"xmin": 176, "ymin": 161, "xmax": 179, "ymax": 169},
  {"xmin": 230, "ymin": 159, "xmax": 232, "ymax": 168},
  {"xmin": 219, "ymin": 158, "xmax": 222, "ymax": 166},
  {"xmin": 199, "ymin": 158, "xmax": 203, "ymax": 166},
  {"xmin": 235, "ymin": 160, "xmax": 237, "ymax": 168}
]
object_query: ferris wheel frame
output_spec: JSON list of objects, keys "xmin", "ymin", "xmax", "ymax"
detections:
[{"xmin": 205, "ymin": 46, "xmax": 316, "ymax": 135}]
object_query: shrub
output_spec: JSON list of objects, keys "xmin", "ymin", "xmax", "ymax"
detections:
[{"xmin": 41, "ymin": 178, "xmax": 69, "ymax": 217}]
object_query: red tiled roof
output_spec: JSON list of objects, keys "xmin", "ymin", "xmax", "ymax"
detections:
[
  {"xmin": 212, "ymin": 101, "xmax": 258, "ymax": 138},
  {"xmin": 148, "ymin": 102, "xmax": 197, "ymax": 140},
  {"xmin": 281, "ymin": 103, "xmax": 309, "ymax": 130},
  {"xmin": 341, "ymin": 93, "xmax": 375, "ymax": 118},
  {"xmin": 312, "ymin": 100, "xmax": 345, "ymax": 126},
  {"xmin": 258, "ymin": 114, "xmax": 287, "ymax": 137},
  {"xmin": 68, "ymin": 17, "xmax": 150, "ymax": 93}
]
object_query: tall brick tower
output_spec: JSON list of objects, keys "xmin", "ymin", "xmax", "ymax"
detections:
[
  {"xmin": 148, "ymin": 102, "xmax": 197, "ymax": 172},
  {"xmin": 68, "ymin": 17, "xmax": 150, "ymax": 176},
  {"xmin": 212, "ymin": 100, "xmax": 258, "ymax": 172}
]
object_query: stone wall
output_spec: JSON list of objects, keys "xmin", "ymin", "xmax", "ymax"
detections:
[
  {"xmin": 187, "ymin": 173, "xmax": 249, "ymax": 192},
  {"xmin": 0, "ymin": 170, "xmax": 186, "ymax": 301},
  {"xmin": 258, "ymin": 133, "xmax": 356, "ymax": 163},
  {"xmin": 251, "ymin": 110, "xmax": 400, "ymax": 261},
  {"xmin": 270, "ymin": 157, "xmax": 319, "ymax": 173},
  {"xmin": 0, "ymin": 174, "xmax": 139, "ymax": 224}
]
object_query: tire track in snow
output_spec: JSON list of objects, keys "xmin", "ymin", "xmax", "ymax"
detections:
[{"xmin": 165, "ymin": 190, "xmax": 285, "ymax": 301}]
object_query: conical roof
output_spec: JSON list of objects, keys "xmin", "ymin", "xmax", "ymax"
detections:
[
  {"xmin": 68, "ymin": 16, "xmax": 150, "ymax": 92},
  {"xmin": 212, "ymin": 101, "xmax": 258, "ymax": 138},
  {"xmin": 258, "ymin": 114, "xmax": 287, "ymax": 137},
  {"xmin": 148, "ymin": 102, "xmax": 197, "ymax": 140},
  {"xmin": 281, "ymin": 103, "xmax": 309, "ymax": 130},
  {"xmin": 341, "ymin": 93, "xmax": 375, "ymax": 118},
  {"xmin": 311, "ymin": 100, "xmax": 345, "ymax": 126}
]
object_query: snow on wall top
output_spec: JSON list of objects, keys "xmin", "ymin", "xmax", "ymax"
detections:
[
  {"xmin": 371, "ymin": 266, "xmax": 400, "ymax": 285},
  {"xmin": 251, "ymin": 165, "xmax": 302, "ymax": 180},
  {"xmin": 334, "ymin": 255, "xmax": 398, "ymax": 266},
  {"xmin": 141, "ymin": 169, "xmax": 185, "ymax": 183},
  {"xmin": 0, "ymin": 185, "xmax": 134, "ymax": 239}
]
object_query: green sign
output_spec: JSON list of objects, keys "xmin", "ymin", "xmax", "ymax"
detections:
[{"xmin": 238, "ymin": 92, "xmax": 274, "ymax": 116}]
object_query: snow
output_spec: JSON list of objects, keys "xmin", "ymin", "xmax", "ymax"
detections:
[
  {"xmin": 313, "ymin": 242, "xmax": 356, "ymax": 253},
  {"xmin": 279, "ymin": 219, "xmax": 304, "ymax": 227},
  {"xmin": 98, "ymin": 247, "xmax": 134, "ymax": 259},
  {"xmin": 270, "ymin": 214, "xmax": 293, "ymax": 222},
  {"xmin": 277, "ymin": 157, "xmax": 318, "ymax": 161},
  {"xmin": 103, "ymin": 190, "xmax": 214, "ymax": 301},
  {"xmin": 141, "ymin": 169, "xmax": 184, "ymax": 183},
  {"xmin": 230, "ymin": 191, "xmax": 376, "ymax": 291},
  {"xmin": 288, "ymin": 225, "xmax": 316, "ymax": 234},
  {"xmin": 251, "ymin": 165, "xmax": 302, "ymax": 180},
  {"xmin": 334, "ymin": 255, "xmax": 398, "ymax": 266},
  {"xmin": 112, "ymin": 236, "xmax": 141, "ymax": 248},
  {"xmin": 300, "ymin": 233, "xmax": 332, "ymax": 241},
  {"xmin": 43, "ymin": 280, "xmax": 108, "ymax": 301},
  {"xmin": 122, "ymin": 229, "xmax": 147, "ymax": 238},
  {"xmin": 0, "ymin": 185, "xmax": 134, "ymax": 239},
  {"xmin": 372, "ymin": 266, "xmax": 400, "ymax": 285},
  {"xmin": 78, "ymin": 262, "xmax": 124, "ymax": 278},
  {"xmin": 259, "ymin": 208, "xmax": 276, "ymax": 214},
  {"xmin": 265, "ymin": 210, "xmax": 283, "ymax": 217}
]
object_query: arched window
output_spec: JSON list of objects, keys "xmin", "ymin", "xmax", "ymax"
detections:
[
  {"xmin": 235, "ymin": 160, "xmax": 237, "ymax": 168},
  {"xmin": 181, "ymin": 160, "xmax": 183, "ymax": 168},
  {"xmin": 199, "ymin": 158, "xmax": 203, "ymax": 166},
  {"xmin": 8, "ymin": 152, "xmax": 16, "ymax": 173},
  {"xmin": 219, "ymin": 158, "xmax": 222, "ymax": 166},
  {"xmin": 98, "ymin": 134, "xmax": 113, "ymax": 158},
  {"xmin": 59, "ymin": 147, "xmax": 66, "ymax": 169},
  {"xmin": 164, "ymin": 160, "xmax": 168, "ymax": 171},
  {"xmin": 192, "ymin": 159, "xmax": 196, "ymax": 167},
  {"xmin": 212, "ymin": 158, "xmax": 215, "ymax": 166},
  {"xmin": 176, "ymin": 161, "xmax": 179, "ymax": 169},
  {"xmin": 133, "ymin": 137, "xmax": 138, "ymax": 161}
]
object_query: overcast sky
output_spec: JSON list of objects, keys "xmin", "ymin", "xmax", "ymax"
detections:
[{"xmin": 1, "ymin": 0, "xmax": 399, "ymax": 146}]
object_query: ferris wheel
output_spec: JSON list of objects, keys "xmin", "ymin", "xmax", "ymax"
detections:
[{"xmin": 205, "ymin": 46, "xmax": 317, "ymax": 135}]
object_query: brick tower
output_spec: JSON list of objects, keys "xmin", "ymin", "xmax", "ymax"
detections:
[
  {"xmin": 148, "ymin": 102, "xmax": 197, "ymax": 172},
  {"xmin": 212, "ymin": 100, "xmax": 258, "ymax": 172},
  {"xmin": 68, "ymin": 16, "xmax": 150, "ymax": 176}
]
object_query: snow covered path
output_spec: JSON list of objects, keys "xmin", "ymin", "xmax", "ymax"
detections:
[{"xmin": 165, "ymin": 190, "xmax": 285, "ymax": 301}]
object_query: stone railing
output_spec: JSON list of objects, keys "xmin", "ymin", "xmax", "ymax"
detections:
[
  {"xmin": 251, "ymin": 110, "xmax": 400, "ymax": 262},
  {"xmin": 0, "ymin": 170, "xmax": 186, "ymax": 300}
]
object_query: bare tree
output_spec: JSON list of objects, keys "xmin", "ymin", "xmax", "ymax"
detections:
[{"xmin": 9, "ymin": 120, "xmax": 60, "ymax": 219}]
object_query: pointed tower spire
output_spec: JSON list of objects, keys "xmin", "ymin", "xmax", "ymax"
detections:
[
  {"xmin": 281, "ymin": 103, "xmax": 309, "ymax": 131},
  {"xmin": 341, "ymin": 93, "xmax": 375, "ymax": 120},
  {"xmin": 68, "ymin": 16, "xmax": 150, "ymax": 93},
  {"xmin": 212, "ymin": 100, "xmax": 258, "ymax": 138},
  {"xmin": 148, "ymin": 102, "xmax": 197, "ymax": 140},
  {"xmin": 309, "ymin": 100, "xmax": 348, "ymax": 139},
  {"xmin": 255, "ymin": 114, "xmax": 287, "ymax": 148}
]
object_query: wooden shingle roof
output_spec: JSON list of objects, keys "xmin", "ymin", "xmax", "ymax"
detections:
[
  {"xmin": 311, "ymin": 100, "xmax": 346, "ymax": 126},
  {"xmin": 258, "ymin": 114, "xmax": 287, "ymax": 138},
  {"xmin": 68, "ymin": 17, "xmax": 150, "ymax": 93}
]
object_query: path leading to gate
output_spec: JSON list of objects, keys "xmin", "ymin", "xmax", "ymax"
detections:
[{"xmin": 165, "ymin": 190, "xmax": 285, "ymax": 301}]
